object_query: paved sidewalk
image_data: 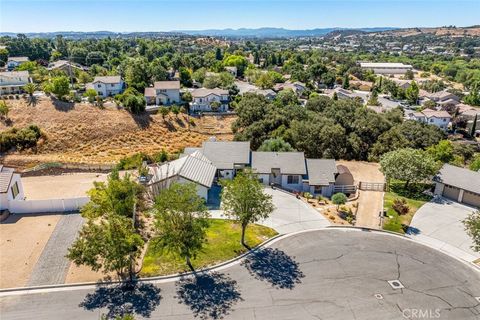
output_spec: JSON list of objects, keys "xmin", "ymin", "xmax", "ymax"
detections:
[
  {"xmin": 27, "ymin": 213, "xmax": 84, "ymax": 286},
  {"xmin": 407, "ymin": 200, "xmax": 479, "ymax": 263},
  {"xmin": 210, "ymin": 188, "xmax": 330, "ymax": 233}
]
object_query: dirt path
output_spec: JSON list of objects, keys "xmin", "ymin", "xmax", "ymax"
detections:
[
  {"xmin": 337, "ymin": 160, "xmax": 385, "ymax": 229},
  {"xmin": 0, "ymin": 213, "xmax": 61, "ymax": 288}
]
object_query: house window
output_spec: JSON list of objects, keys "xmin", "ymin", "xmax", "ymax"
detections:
[
  {"xmin": 97, "ymin": 84, "xmax": 101, "ymax": 88},
  {"xmin": 11, "ymin": 182, "xmax": 19, "ymax": 199},
  {"xmin": 110, "ymin": 84, "xmax": 114, "ymax": 87},
  {"xmin": 430, "ymin": 119, "xmax": 434, "ymax": 123},
  {"xmin": 443, "ymin": 118, "xmax": 446, "ymax": 122},
  {"xmin": 287, "ymin": 175, "xmax": 299, "ymax": 184}
]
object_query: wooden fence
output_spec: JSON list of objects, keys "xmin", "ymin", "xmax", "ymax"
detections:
[{"xmin": 359, "ymin": 181, "xmax": 386, "ymax": 192}]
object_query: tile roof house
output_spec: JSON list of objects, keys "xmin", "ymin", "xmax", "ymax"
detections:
[
  {"xmin": 409, "ymin": 109, "xmax": 451, "ymax": 131},
  {"xmin": 147, "ymin": 151, "xmax": 216, "ymax": 200},
  {"xmin": 47, "ymin": 60, "xmax": 86, "ymax": 73},
  {"xmin": 86, "ymin": 76, "xmax": 124, "ymax": 97},
  {"xmin": 0, "ymin": 165, "xmax": 25, "ymax": 211},
  {"xmin": 433, "ymin": 164, "xmax": 480, "ymax": 207},
  {"xmin": 144, "ymin": 81, "xmax": 181, "ymax": 106}
]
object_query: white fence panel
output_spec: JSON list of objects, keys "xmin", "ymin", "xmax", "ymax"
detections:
[{"xmin": 9, "ymin": 197, "xmax": 89, "ymax": 214}]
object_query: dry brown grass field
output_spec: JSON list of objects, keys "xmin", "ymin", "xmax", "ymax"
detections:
[{"xmin": 0, "ymin": 97, "xmax": 235, "ymax": 168}]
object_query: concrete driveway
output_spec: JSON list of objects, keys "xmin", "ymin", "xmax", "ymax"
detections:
[
  {"xmin": 407, "ymin": 199, "xmax": 480, "ymax": 262},
  {"xmin": 210, "ymin": 188, "xmax": 330, "ymax": 234},
  {"xmin": 1, "ymin": 229, "xmax": 479, "ymax": 320}
]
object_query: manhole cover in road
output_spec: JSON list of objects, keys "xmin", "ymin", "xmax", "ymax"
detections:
[
  {"xmin": 387, "ymin": 280, "xmax": 405, "ymax": 289},
  {"xmin": 374, "ymin": 293, "xmax": 384, "ymax": 300}
]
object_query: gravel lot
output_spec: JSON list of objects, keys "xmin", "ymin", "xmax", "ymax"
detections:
[{"xmin": 0, "ymin": 213, "xmax": 61, "ymax": 289}]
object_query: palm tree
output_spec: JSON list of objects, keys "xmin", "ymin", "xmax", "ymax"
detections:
[{"xmin": 23, "ymin": 83, "xmax": 37, "ymax": 105}]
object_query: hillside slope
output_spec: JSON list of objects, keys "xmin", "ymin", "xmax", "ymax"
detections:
[{"xmin": 0, "ymin": 97, "xmax": 234, "ymax": 167}]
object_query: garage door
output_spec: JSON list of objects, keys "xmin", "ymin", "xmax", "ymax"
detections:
[
  {"xmin": 463, "ymin": 191, "xmax": 480, "ymax": 208},
  {"xmin": 443, "ymin": 185, "xmax": 460, "ymax": 201}
]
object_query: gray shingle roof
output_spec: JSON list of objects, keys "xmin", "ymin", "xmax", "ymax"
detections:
[
  {"xmin": 252, "ymin": 152, "xmax": 306, "ymax": 175},
  {"xmin": 434, "ymin": 164, "xmax": 480, "ymax": 194},
  {"xmin": 201, "ymin": 141, "xmax": 251, "ymax": 170},
  {"xmin": 148, "ymin": 153, "xmax": 216, "ymax": 188},
  {"xmin": 154, "ymin": 81, "xmax": 180, "ymax": 90},
  {"xmin": 0, "ymin": 165, "xmax": 15, "ymax": 194},
  {"xmin": 306, "ymin": 159, "xmax": 337, "ymax": 185},
  {"xmin": 92, "ymin": 76, "xmax": 122, "ymax": 84}
]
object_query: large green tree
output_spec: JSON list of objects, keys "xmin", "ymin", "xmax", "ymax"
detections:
[
  {"xmin": 81, "ymin": 170, "xmax": 143, "ymax": 220},
  {"xmin": 153, "ymin": 183, "xmax": 210, "ymax": 271},
  {"xmin": 220, "ymin": 171, "xmax": 275, "ymax": 247},
  {"xmin": 380, "ymin": 148, "xmax": 438, "ymax": 189},
  {"xmin": 67, "ymin": 213, "xmax": 144, "ymax": 281}
]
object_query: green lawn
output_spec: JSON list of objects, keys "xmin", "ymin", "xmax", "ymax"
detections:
[
  {"xmin": 140, "ymin": 219, "xmax": 278, "ymax": 277},
  {"xmin": 383, "ymin": 182, "xmax": 432, "ymax": 234}
]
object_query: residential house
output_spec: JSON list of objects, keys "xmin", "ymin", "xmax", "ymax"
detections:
[
  {"xmin": 359, "ymin": 62, "xmax": 413, "ymax": 75},
  {"xmin": 190, "ymin": 88, "xmax": 229, "ymax": 112},
  {"xmin": 433, "ymin": 164, "xmax": 480, "ymax": 207},
  {"xmin": 47, "ymin": 60, "xmax": 86, "ymax": 74},
  {"xmin": 225, "ymin": 66, "xmax": 237, "ymax": 77},
  {"xmin": 0, "ymin": 165, "xmax": 25, "ymax": 211},
  {"xmin": 144, "ymin": 81, "xmax": 181, "ymax": 106},
  {"xmin": 409, "ymin": 109, "xmax": 451, "ymax": 130},
  {"xmin": 274, "ymin": 81, "xmax": 306, "ymax": 96},
  {"xmin": 7, "ymin": 57, "xmax": 29, "ymax": 70},
  {"xmin": 86, "ymin": 76, "xmax": 124, "ymax": 97},
  {"xmin": 248, "ymin": 88, "xmax": 277, "ymax": 100},
  {"xmin": 252, "ymin": 152, "xmax": 307, "ymax": 192},
  {"xmin": 146, "ymin": 151, "xmax": 216, "ymax": 200},
  {"xmin": 182, "ymin": 140, "xmax": 251, "ymax": 180},
  {"xmin": 0, "ymin": 71, "xmax": 31, "ymax": 95},
  {"xmin": 305, "ymin": 160, "xmax": 355, "ymax": 197},
  {"xmin": 305, "ymin": 159, "xmax": 337, "ymax": 197}
]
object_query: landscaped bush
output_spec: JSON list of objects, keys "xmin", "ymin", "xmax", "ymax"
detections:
[
  {"xmin": 0, "ymin": 125, "xmax": 42, "ymax": 152},
  {"xmin": 392, "ymin": 198, "xmax": 410, "ymax": 215}
]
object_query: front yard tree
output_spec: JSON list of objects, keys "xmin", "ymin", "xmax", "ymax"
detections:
[
  {"xmin": 67, "ymin": 213, "xmax": 144, "ymax": 282},
  {"xmin": 0, "ymin": 100, "xmax": 9, "ymax": 120},
  {"xmin": 463, "ymin": 210, "xmax": 480, "ymax": 252},
  {"xmin": 332, "ymin": 192, "xmax": 347, "ymax": 209},
  {"xmin": 153, "ymin": 183, "xmax": 210, "ymax": 271},
  {"xmin": 158, "ymin": 106, "xmax": 170, "ymax": 119},
  {"xmin": 23, "ymin": 83, "xmax": 37, "ymax": 102},
  {"xmin": 405, "ymin": 81, "xmax": 419, "ymax": 105},
  {"xmin": 380, "ymin": 148, "xmax": 438, "ymax": 189},
  {"xmin": 220, "ymin": 171, "xmax": 275, "ymax": 248},
  {"xmin": 81, "ymin": 170, "xmax": 143, "ymax": 220}
]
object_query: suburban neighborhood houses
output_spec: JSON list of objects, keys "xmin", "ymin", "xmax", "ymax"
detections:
[{"xmin": 1, "ymin": 7, "xmax": 480, "ymax": 319}]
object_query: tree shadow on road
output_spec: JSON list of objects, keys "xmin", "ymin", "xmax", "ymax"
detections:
[
  {"xmin": 80, "ymin": 282, "xmax": 161, "ymax": 319},
  {"xmin": 242, "ymin": 247, "xmax": 304, "ymax": 289},
  {"xmin": 175, "ymin": 271, "xmax": 242, "ymax": 319}
]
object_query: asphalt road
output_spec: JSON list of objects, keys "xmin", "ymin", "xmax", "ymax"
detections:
[{"xmin": 1, "ymin": 229, "xmax": 479, "ymax": 320}]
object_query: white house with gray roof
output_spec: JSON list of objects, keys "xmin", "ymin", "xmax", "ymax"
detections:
[
  {"xmin": 409, "ymin": 109, "xmax": 451, "ymax": 130},
  {"xmin": 144, "ymin": 80, "xmax": 180, "ymax": 106},
  {"xmin": 0, "ymin": 71, "xmax": 31, "ymax": 95},
  {"xmin": 182, "ymin": 140, "xmax": 251, "ymax": 180},
  {"xmin": 147, "ymin": 151, "xmax": 216, "ymax": 200},
  {"xmin": 190, "ymin": 88, "xmax": 230, "ymax": 112},
  {"xmin": 7, "ymin": 56, "xmax": 29, "ymax": 71},
  {"xmin": 251, "ymin": 151, "xmax": 307, "ymax": 192},
  {"xmin": 86, "ymin": 76, "xmax": 124, "ymax": 97},
  {"xmin": 433, "ymin": 164, "xmax": 480, "ymax": 208},
  {"xmin": 0, "ymin": 165, "xmax": 25, "ymax": 211}
]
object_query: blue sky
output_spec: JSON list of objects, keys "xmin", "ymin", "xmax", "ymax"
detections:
[{"xmin": 1, "ymin": 0, "xmax": 479, "ymax": 33}]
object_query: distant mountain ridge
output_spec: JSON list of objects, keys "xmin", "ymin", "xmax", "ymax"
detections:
[
  {"xmin": 0, "ymin": 27, "xmax": 397, "ymax": 39},
  {"xmin": 175, "ymin": 27, "xmax": 397, "ymax": 38}
]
